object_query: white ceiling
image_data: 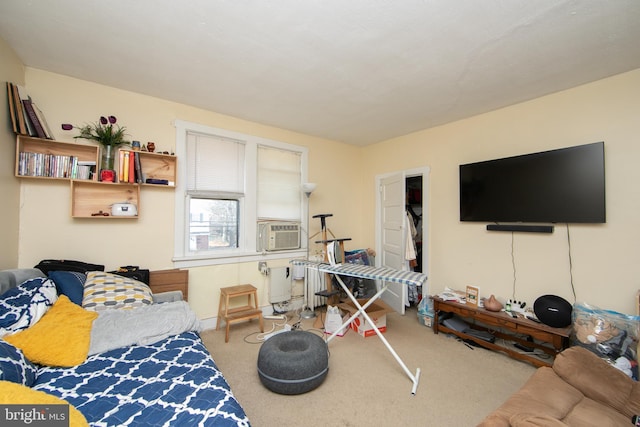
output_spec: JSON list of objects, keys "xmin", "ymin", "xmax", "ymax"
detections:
[{"xmin": 1, "ymin": 1, "xmax": 639, "ymax": 146}]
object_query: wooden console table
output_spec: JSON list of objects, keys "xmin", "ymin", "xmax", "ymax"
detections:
[{"xmin": 431, "ymin": 296, "xmax": 571, "ymax": 367}]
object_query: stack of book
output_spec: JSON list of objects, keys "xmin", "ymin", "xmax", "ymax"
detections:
[
  {"xmin": 6, "ymin": 82, "xmax": 53, "ymax": 139},
  {"xmin": 118, "ymin": 150, "xmax": 144, "ymax": 183},
  {"xmin": 17, "ymin": 152, "xmax": 96, "ymax": 179},
  {"xmin": 117, "ymin": 150, "xmax": 171, "ymax": 185}
]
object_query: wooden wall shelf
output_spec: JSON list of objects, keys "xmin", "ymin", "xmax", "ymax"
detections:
[
  {"xmin": 71, "ymin": 181, "xmax": 140, "ymax": 219},
  {"xmin": 15, "ymin": 136, "xmax": 177, "ymax": 218},
  {"xmin": 16, "ymin": 135, "xmax": 98, "ymax": 180}
]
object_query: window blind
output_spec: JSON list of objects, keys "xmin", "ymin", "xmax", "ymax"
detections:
[
  {"xmin": 186, "ymin": 132, "xmax": 245, "ymax": 194},
  {"xmin": 257, "ymin": 145, "xmax": 301, "ymax": 220}
]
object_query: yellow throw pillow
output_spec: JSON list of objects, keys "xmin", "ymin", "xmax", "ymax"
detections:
[
  {"xmin": 4, "ymin": 295, "xmax": 98, "ymax": 367},
  {"xmin": 0, "ymin": 380, "xmax": 88, "ymax": 427}
]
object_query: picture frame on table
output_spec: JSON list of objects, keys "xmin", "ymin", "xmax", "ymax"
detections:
[{"xmin": 466, "ymin": 285, "xmax": 480, "ymax": 307}]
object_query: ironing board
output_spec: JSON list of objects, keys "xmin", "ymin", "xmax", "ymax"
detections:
[{"xmin": 293, "ymin": 260, "xmax": 427, "ymax": 394}]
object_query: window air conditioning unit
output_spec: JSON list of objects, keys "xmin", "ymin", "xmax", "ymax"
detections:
[{"xmin": 257, "ymin": 221, "xmax": 301, "ymax": 251}]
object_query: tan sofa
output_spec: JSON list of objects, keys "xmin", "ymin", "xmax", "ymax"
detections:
[{"xmin": 478, "ymin": 346, "xmax": 640, "ymax": 426}]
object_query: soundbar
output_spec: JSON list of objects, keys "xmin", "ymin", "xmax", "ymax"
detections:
[{"xmin": 486, "ymin": 224, "xmax": 554, "ymax": 233}]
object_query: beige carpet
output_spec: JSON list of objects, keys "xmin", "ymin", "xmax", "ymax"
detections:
[{"xmin": 201, "ymin": 306, "xmax": 537, "ymax": 427}]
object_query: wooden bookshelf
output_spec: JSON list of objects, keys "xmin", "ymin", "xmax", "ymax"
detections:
[
  {"xmin": 15, "ymin": 136, "xmax": 177, "ymax": 218},
  {"xmin": 118, "ymin": 149, "xmax": 176, "ymax": 187},
  {"xmin": 16, "ymin": 135, "xmax": 98, "ymax": 180}
]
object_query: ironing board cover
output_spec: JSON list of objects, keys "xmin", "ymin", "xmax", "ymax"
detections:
[{"xmin": 292, "ymin": 260, "xmax": 427, "ymax": 287}]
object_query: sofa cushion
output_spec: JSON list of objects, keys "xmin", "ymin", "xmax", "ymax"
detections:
[
  {"xmin": 4, "ymin": 295, "xmax": 98, "ymax": 367},
  {"xmin": 0, "ymin": 277, "xmax": 57, "ymax": 337},
  {"xmin": 509, "ymin": 413, "xmax": 568, "ymax": 426},
  {"xmin": 49, "ymin": 271, "xmax": 86, "ymax": 305},
  {"xmin": 0, "ymin": 380, "xmax": 89, "ymax": 427},
  {"xmin": 479, "ymin": 367, "xmax": 584, "ymax": 425},
  {"xmin": 562, "ymin": 395, "xmax": 632, "ymax": 427},
  {"xmin": 553, "ymin": 346, "xmax": 640, "ymax": 418},
  {"xmin": 82, "ymin": 271, "xmax": 153, "ymax": 312},
  {"xmin": 0, "ymin": 341, "xmax": 37, "ymax": 386}
]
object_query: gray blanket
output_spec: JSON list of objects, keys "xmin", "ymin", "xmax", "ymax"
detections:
[{"xmin": 88, "ymin": 301, "xmax": 202, "ymax": 355}]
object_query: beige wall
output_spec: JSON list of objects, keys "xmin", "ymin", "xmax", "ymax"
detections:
[
  {"xmin": 0, "ymin": 38, "xmax": 25, "ymax": 269},
  {"xmin": 17, "ymin": 68, "xmax": 364, "ymax": 321},
  {"xmin": 4, "ymin": 37, "xmax": 639, "ymax": 318},
  {"xmin": 362, "ymin": 69, "xmax": 640, "ymax": 315}
]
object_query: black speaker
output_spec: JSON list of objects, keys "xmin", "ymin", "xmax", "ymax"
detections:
[
  {"xmin": 533, "ymin": 295, "xmax": 572, "ymax": 328},
  {"xmin": 486, "ymin": 224, "xmax": 554, "ymax": 233}
]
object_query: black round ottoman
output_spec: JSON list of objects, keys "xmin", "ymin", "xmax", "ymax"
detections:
[{"xmin": 257, "ymin": 330, "xmax": 329, "ymax": 395}]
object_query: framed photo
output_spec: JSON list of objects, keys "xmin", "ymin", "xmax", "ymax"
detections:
[{"xmin": 466, "ymin": 285, "xmax": 480, "ymax": 307}]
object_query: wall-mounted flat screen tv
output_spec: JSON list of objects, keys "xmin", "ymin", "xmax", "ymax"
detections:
[{"xmin": 460, "ymin": 142, "xmax": 605, "ymax": 224}]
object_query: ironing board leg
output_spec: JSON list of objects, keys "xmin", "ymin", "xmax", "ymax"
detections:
[{"xmin": 328, "ymin": 275, "xmax": 421, "ymax": 395}]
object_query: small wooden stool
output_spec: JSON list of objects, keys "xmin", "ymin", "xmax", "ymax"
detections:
[{"xmin": 217, "ymin": 284, "xmax": 264, "ymax": 343}]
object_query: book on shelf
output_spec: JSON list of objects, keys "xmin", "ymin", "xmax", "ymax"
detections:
[
  {"xmin": 128, "ymin": 151, "xmax": 135, "ymax": 183},
  {"xmin": 118, "ymin": 150, "xmax": 125, "ymax": 182},
  {"xmin": 22, "ymin": 98, "xmax": 47, "ymax": 139},
  {"xmin": 122, "ymin": 150, "xmax": 130, "ymax": 182},
  {"xmin": 145, "ymin": 178, "xmax": 169, "ymax": 185},
  {"xmin": 32, "ymin": 102, "xmax": 53, "ymax": 139},
  {"xmin": 11, "ymin": 84, "xmax": 27, "ymax": 135},
  {"xmin": 16, "ymin": 85, "xmax": 38, "ymax": 137},
  {"xmin": 133, "ymin": 151, "xmax": 144, "ymax": 183},
  {"xmin": 6, "ymin": 82, "xmax": 18, "ymax": 133}
]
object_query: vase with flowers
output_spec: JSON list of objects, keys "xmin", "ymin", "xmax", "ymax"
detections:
[{"xmin": 62, "ymin": 115, "xmax": 129, "ymax": 182}]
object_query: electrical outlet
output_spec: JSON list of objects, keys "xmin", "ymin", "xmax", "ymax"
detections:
[{"xmin": 258, "ymin": 261, "xmax": 268, "ymax": 275}]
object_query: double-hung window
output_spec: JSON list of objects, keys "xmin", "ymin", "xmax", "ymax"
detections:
[{"xmin": 173, "ymin": 120, "xmax": 308, "ymax": 266}]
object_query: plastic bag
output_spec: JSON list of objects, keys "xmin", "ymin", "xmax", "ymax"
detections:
[
  {"xmin": 571, "ymin": 302, "xmax": 640, "ymax": 380},
  {"xmin": 417, "ymin": 295, "xmax": 434, "ymax": 315}
]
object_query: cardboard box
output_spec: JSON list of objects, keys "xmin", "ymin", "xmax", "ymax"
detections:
[{"xmin": 338, "ymin": 298, "xmax": 393, "ymax": 338}]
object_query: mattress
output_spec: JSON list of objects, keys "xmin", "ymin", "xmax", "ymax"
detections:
[{"xmin": 33, "ymin": 331, "xmax": 250, "ymax": 427}]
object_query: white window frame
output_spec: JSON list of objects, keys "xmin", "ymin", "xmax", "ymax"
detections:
[{"xmin": 173, "ymin": 120, "xmax": 308, "ymax": 267}]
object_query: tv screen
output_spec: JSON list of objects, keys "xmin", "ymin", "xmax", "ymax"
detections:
[{"xmin": 460, "ymin": 142, "xmax": 605, "ymax": 224}]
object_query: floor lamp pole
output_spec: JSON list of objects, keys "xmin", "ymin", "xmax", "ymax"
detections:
[{"xmin": 301, "ymin": 183, "xmax": 317, "ymax": 319}]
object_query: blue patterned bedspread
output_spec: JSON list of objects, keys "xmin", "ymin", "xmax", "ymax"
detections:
[{"xmin": 33, "ymin": 331, "xmax": 250, "ymax": 427}]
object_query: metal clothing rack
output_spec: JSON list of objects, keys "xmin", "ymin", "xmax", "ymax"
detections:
[{"xmin": 292, "ymin": 260, "xmax": 427, "ymax": 395}]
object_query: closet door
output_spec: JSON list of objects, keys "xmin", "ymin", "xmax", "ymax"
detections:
[{"xmin": 378, "ymin": 172, "xmax": 407, "ymax": 314}]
